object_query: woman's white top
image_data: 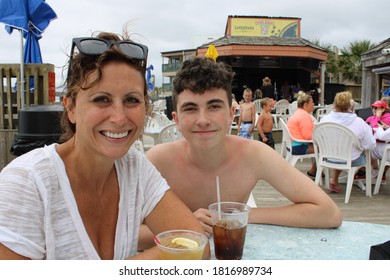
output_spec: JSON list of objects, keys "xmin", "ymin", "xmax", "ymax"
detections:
[{"xmin": 0, "ymin": 144, "xmax": 169, "ymax": 259}]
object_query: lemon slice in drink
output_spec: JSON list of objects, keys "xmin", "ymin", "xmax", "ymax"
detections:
[{"xmin": 171, "ymin": 237, "xmax": 199, "ymax": 248}]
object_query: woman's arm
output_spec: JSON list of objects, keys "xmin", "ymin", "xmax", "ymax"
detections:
[
  {"xmin": 140, "ymin": 190, "xmax": 210, "ymax": 260},
  {"xmin": 0, "ymin": 243, "xmax": 29, "ymax": 260}
]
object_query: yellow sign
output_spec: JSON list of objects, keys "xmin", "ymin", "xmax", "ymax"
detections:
[{"xmin": 230, "ymin": 18, "xmax": 299, "ymax": 37}]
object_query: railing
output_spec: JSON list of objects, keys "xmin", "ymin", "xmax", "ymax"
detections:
[
  {"xmin": 162, "ymin": 83, "xmax": 173, "ymax": 92},
  {"xmin": 0, "ymin": 63, "xmax": 56, "ymax": 129},
  {"xmin": 162, "ymin": 62, "xmax": 183, "ymax": 73}
]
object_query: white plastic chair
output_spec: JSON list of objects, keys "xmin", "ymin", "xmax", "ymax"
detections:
[
  {"xmin": 159, "ymin": 123, "xmax": 182, "ymax": 143},
  {"xmin": 289, "ymin": 101, "xmax": 297, "ymax": 115},
  {"xmin": 374, "ymin": 144, "xmax": 390, "ymax": 194},
  {"xmin": 316, "ymin": 104, "xmax": 333, "ymax": 122},
  {"xmin": 279, "ymin": 118, "xmax": 315, "ymax": 166},
  {"xmin": 313, "ymin": 122, "xmax": 371, "ymax": 203},
  {"xmin": 253, "ymin": 99, "xmax": 263, "ymax": 114},
  {"xmin": 152, "ymin": 99, "xmax": 167, "ymax": 114},
  {"xmin": 146, "ymin": 112, "xmax": 171, "ymax": 128},
  {"xmin": 272, "ymin": 99, "xmax": 290, "ymax": 128}
]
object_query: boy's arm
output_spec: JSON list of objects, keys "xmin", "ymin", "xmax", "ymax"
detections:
[
  {"xmin": 256, "ymin": 114, "xmax": 267, "ymax": 140},
  {"xmin": 249, "ymin": 105, "xmax": 256, "ymax": 133},
  {"xmin": 247, "ymin": 141, "xmax": 342, "ymax": 229},
  {"xmin": 237, "ymin": 110, "xmax": 242, "ymax": 130},
  {"xmin": 252, "ymin": 104, "xmax": 256, "ymax": 123}
]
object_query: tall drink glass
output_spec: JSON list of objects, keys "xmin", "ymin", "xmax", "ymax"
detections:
[
  {"xmin": 209, "ymin": 202, "xmax": 251, "ymax": 260},
  {"xmin": 154, "ymin": 230, "xmax": 208, "ymax": 260}
]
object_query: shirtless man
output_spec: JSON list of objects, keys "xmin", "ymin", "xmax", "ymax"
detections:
[
  {"xmin": 237, "ymin": 88, "xmax": 256, "ymax": 139},
  {"xmin": 257, "ymin": 97, "xmax": 275, "ymax": 149},
  {"xmin": 139, "ymin": 57, "xmax": 341, "ymax": 248}
]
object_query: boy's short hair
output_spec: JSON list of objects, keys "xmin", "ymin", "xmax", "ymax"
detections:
[
  {"xmin": 260, "ymin": 97, "xmax": 271, "ymax": 108},
  {"xmin": 172, "ymin": 57, "xmax": 234, "ymax": 111},
  {"xmin": 243, "ymin": 88, "xmax": 252, "ymax": 95}
]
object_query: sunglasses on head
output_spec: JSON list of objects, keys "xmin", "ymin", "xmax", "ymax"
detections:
[{"xmin": 67, "ymin": 37, "xmax": 148, "ymax": 81}]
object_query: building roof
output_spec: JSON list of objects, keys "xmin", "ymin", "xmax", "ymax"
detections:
[
  {"xmin": 196, "ymin": 36, "xmax": 328, "ymax": 61},
  {"xmin": 363, "ymin": 37, "xmax": 390, "ymax": 57},
  {"xmin": 161, "ymin": 48, "xmax": 196, "ymax": 55},
  {"xmin": 198, "ymin": 35, "xmax": 325, "ymax": 51}
]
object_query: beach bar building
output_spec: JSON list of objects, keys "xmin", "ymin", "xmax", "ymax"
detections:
[{"xmin": 162, "ymin": 15, "xmax": 328, "ymax": 102}]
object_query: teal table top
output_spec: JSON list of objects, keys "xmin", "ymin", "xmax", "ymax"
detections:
[{"xmin": 210, "ymin": 221, "xmax": 390, "ymax": 260}]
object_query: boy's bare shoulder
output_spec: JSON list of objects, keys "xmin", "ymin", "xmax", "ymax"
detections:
[{"xmin": 146, "ymin": 141, "xmax": 183, "ymax": 163}]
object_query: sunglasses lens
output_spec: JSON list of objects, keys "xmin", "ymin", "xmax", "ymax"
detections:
[
  {"xmin": 79, "ymin": 39, "xmax": 108, "ymax": 55},
  {"xmin": 119, "ymin": 42, "xmax": 145, "ymax": 60}
]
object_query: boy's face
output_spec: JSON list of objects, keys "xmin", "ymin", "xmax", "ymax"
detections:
[
  {"xmin": 172, "ymin": 88, "xmax": 234, "ymax": 148},
  {"xmin": 263, "ymin": 102, "xmax": 273, "ymax": 112},
  {"xmin": 243, "ymin": 92, "xmax": 252, "ymax": 102}
]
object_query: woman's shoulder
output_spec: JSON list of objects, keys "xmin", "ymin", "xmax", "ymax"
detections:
[
  {"xmin": 381, "ymin": 112, "xmax": 390, "ymax": 123},
  {"xmin": 3, "ymin": 145, "xmax": 55, "ymax": 171}
]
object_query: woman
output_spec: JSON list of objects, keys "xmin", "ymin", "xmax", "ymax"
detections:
[
  {"xmin": 260, "ymin": 76, "xmax": 275, "ymax": 99},
  {"xmin": 366, "ymin": 100, "xmax": 390, "ymax": 129},
  {"xmin": 0, "ymin": 32, "xmax": 208, "ymax": 260},
  {"xmin": 320, "ymin": 91, "xmax": 375, "ymax": 193},
  {"xmin": 287, "ymin": 91, "xmax": 317, "ymax": 177}
]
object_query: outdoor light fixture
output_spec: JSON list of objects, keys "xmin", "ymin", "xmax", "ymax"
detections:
[{"xmin": 382, "ymin": 48, "xmax": 390, "ymax": 55}]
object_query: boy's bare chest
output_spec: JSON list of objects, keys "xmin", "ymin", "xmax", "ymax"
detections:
[{"xmin": 165, "ymin": 164, "xmax": 256, "ymax": 211}]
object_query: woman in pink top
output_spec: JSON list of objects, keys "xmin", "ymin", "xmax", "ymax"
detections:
[
  {"xmin": 366, "ymin": 100, "xmax": 390, "ymax": 129},
  {"xmin": 287, "ymin": 92, "xmax": 317, "ymax": 177}
]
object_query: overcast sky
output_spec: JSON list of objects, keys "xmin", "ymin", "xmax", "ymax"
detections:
[{"xmin": 1, "ymin": 0, "xmax": 389, "ymax": 88}]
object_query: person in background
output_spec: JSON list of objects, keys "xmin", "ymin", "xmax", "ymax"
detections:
[
  {"xmin": 366, "ymin": 96, "xmax": 390, "ymax": 180},
  {"xmin": 237, "ymin": 88, "xmax": 256, "ymax": 139},
  {"xmin": 0, "ymin": 31, "xmax": 208, "ymax": 260},
  {"xmin": 371, "ymin": 121, "xmax": 390, "ymax": 181},
  {"xmin": 231, "ymin": 93, "xmax": 240, "ymax": 124},
  {"xmin": 381, "ymin": 96, "xmax": 390, "ymax": 109},
  {"xmin": 254, "ymin": 88, "xmax": 262, "ymax": 100},
  {"xmin": 287, "ymin": 91, "xmax": 317, "ymax": 178},
  {"xmin": 257, "ymin": 97, "xmax": 275, "ymax": 149},
  {"xmin": 261, "ymin": 77, "xmax": 275, "ymax": 100},
  {"xmin": 320, "ymin": 91, "xmax": 375, "ymax": 193},
  {"xmin": 281, "ymin": 80, "xmax": 292, "ymax": 102},
  {"xmin": 139, "ymin": 57, "xmax": 342, "ymax": 248},
  {"xmin": 366, "ymin": 100, "xmax": 390, "ymax": 129},
  {"xmin": 292, "ymin": 82, "xmax": 302, "ymax": 100}
]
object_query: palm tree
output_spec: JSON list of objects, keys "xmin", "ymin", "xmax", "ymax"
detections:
[
  {"xmin": 338, "ymin": 40, "xmax": 374, "ymax": 83},
  {"xmin": 309, "ymin": 38, "xmax": 339, "ymax": 82}
]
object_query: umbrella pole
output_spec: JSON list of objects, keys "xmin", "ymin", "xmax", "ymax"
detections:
[{"xmin": 20, "ymin": 30, "xmax": 25, "ymax": 109}]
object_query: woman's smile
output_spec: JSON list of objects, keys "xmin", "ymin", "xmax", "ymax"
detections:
[{"xmin": 101, "ymin": 130, "xmax": 130, "ymax": 139}]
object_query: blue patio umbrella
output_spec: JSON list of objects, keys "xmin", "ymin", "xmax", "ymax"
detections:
[
  {"xmin": 146, "ymin": 64, "xmax": 155, "ymax": 91},
  {"xmin": 0, "ymin": 0, "xmax": 57, "ymax": 107}
]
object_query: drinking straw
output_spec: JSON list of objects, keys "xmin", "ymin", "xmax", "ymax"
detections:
[
  {"xmin": 216, "ymin": 176, "xmax": 221, "ymax": 221},
  {"xmin": 154, "ymin": 235, "xmax": 161, "ymax": 245}
]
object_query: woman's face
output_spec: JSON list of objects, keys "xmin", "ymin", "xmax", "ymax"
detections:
[
  {"xmin": 372, "ymin": 106, "xmax": 386, "ymax": 117},
  {"xmin": 303, "ymin": 98, "xmax": 315, "ymax": 113},
  {"xmin": 65, "ymin": 61, "xmax": 146, "ymax": 160}
]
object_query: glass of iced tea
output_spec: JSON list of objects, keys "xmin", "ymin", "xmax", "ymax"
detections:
[
  {"xmin": 209, "ymin": 202, "xmax": 251, "ymax": 260},
  {"xmin": 154, "ymin": 230, "xmax": 208, "ymax": 260}
]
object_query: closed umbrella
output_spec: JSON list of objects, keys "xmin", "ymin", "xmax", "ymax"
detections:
[{"xmin": 0, "ymin": 0, "xmax": 57, "ymax": 107}]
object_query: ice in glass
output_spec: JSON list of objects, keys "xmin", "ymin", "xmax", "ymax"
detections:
[
  {"xmin": 154, "ymin": 230, "xmax": 208, "ymax": 260},
  {"xmin": 209, "ymin": 202, "xmax": 251, "ymax": 260}
]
